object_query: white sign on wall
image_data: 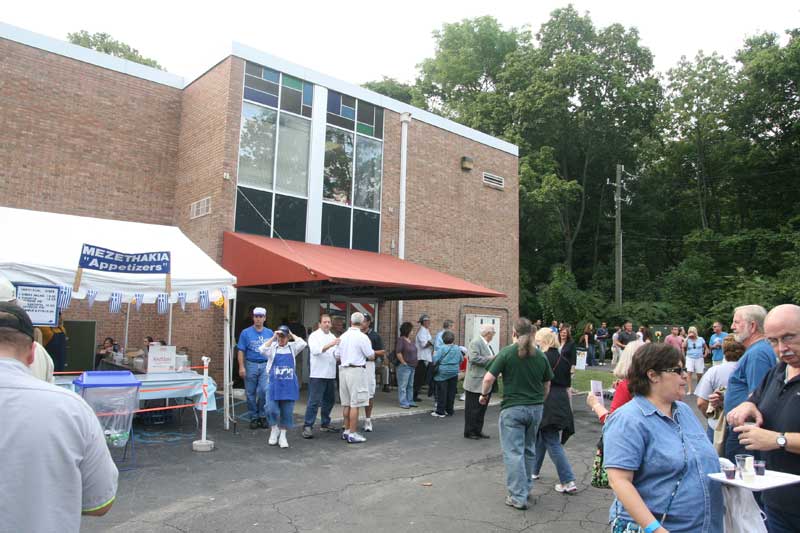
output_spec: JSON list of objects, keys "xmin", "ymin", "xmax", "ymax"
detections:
[
  {"xmin": 14, "ymin": 283, "xmax": 59, "ymax": 326},
  {"xmin": 147, "ymin": 344, "xmax": 176, "ymax": 373}
]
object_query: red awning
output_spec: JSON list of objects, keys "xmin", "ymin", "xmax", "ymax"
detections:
[{"xmin": 222, "ymin": 232, "xmax": 505, "ymax": 301}]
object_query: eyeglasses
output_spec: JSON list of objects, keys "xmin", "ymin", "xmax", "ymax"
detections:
[
  {"xmin": 767, "ymin": 334, "xmax": 797, "ymax": 347},
  {"xmin": 661, "ymin": 367, "xmax": 688, "ymax": 375}
]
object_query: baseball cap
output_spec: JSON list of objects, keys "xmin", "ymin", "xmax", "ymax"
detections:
[
  {"xmin": 0, "ymin": 301, "xmax": 34, "ymax": 339},
  {"xmin": 277, "ymin": 325, "xmax": 291, "ymax": 335},
  {"xmin": 253, "ymin": 307, "xmax": 266, "ymax": 316},
  {"xmin": 419, "ymin": 314, "xmax": 430, "ymax": 323},
  {"xmin": 0, "ymin": 276, "xmax": 16, "ymax": 302}
]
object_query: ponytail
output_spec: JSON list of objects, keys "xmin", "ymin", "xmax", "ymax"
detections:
[{"xmin": 514, "ymin": 317, "xmax": 538, "ymax": 358}]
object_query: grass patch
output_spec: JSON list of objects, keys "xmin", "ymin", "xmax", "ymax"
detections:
[{"xmin": 572, "ymin": 369, "xmax": 616, "ymax": 393}]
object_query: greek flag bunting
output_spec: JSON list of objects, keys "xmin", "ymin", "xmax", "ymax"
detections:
[
  {"xmin": 109, "ymin": 292, "xmax": 123, "ymax": 313},
  {"xmin": 58, "ymin": 286, "xmax": 72, "ymax": 310},
  {"xmin": 177, "ymin": 291, "xmax": 187, "ymax": 311},
  {"xmin": 198, "ymin": 290, "xmax": 210, "ymax": 310},
  {"xmin": 86, "ymin": 289, "xmax": 98, "ymax": 309},
  {"xmin": 133, "ymin": 293, "xmax": 144, "ymax": 312},
  {"xmin": 156, "ymin": 293, "xmax": 169, "ymax": 315}
]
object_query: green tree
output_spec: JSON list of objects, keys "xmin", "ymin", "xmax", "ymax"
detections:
[
  {"xmin": 361, "ymin": 77, "xmax": 425, "ymax": 107},
  {"xmin": 67, "ymin": 30, "xmax": 164, "ymax": 70}
]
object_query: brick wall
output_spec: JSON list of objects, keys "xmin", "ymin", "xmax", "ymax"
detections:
[
  {"xmin": 377, "ymin": 111, "xmax": 519, "ymax": 349},
  {"xmin": 0, "ymin": 38, "xmax": 181, "ymax": 224},
  {"xmin": 171, "ymin": 57, "xmax": 245, "ymax": 379}
]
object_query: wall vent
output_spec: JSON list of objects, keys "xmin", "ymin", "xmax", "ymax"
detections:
[
  {"xmin": 190, "ymin": 197, "xmax": 211, "ymax": 219},
  {"xmin": 482, "ymin": 172, "xmax": 505, "ymax": 189}
]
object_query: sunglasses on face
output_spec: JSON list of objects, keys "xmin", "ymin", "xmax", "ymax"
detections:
[{"xmin": 661, "ymin": 367, "xmax": 688, "ymax": 375}]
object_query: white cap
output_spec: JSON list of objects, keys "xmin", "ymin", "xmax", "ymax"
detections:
[
  {"xmin": 253, "ymin": 307, "xmax": 266, "ymax": 316},
  {"xmin": 0, "ymin": 276, "xmax": 15, "ymax": 302}
]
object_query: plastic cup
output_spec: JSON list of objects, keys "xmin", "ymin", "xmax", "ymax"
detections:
[
  {"xmin": 735, "ymin": 454, "xmax": 754, "ymax": 479},
  {"xmin": 722, "ymin": 465, "xmax": 736, "ymax": 480},
  {"xmin": 754, "ymin": 460, "xmax": 766, "ymax": 476}
]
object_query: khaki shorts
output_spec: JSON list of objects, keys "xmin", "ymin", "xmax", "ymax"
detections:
[
  {"xmin": 366, "ymin": 361, "xmax": 376, "ymax": 398},
  {"xmin": 687, "ymin": 357, "xmax": 705, "ymax": 374},
  {"xmin": 339, "ymin": 366, "xmax": 370, "ymax": 407}
]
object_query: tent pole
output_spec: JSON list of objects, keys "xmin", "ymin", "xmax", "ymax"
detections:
[
  {"xmin": 123, "ymin": 302, "xmax": 131, "ymax": 351},
  {"xmin": 223, "ymin": 299, "xmax": 232, "ymax": 430},
  {"xmin": 226, "ymin": 297, "xmax": 238, "ymax": 431},
  {"xmin": 167, "ymin": 303, "xmax": 173, "ymax": 344}
]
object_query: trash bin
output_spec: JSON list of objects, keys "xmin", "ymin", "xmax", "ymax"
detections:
[{"xmin": 74, "ymin": 371, "xmax": 141, "ymax": 448}]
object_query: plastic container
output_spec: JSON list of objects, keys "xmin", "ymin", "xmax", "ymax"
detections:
[{"xmin": 74, "ymin": 371, "xmax": 141, "ymax": 448}]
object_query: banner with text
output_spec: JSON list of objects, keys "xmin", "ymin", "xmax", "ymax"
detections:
[{"xmin": 79, "ymin": 244, "xmax": 171, "ymax": 274}]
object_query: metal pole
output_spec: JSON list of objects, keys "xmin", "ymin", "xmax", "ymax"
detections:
[
  {"xmin": 123, "ymin": 302, "xmax": 131, "ymax": 351},
  {"xmin": 167, "ymin": 302, "xmax": 173, "ymax": 344},
  {"xmin": 192, "ymin": 356, "xmax": 214, "ymax": 452},
  {"xmin": 223, "ymin": 299, "xmax": 232, "ymax": 431},
  {"xmin": 397, "ymin": 112, "xmax": 411, "ymax": 333},
  {"xmin": 615, "ymin": 164, "xmax": 623, "ymax": 307}
]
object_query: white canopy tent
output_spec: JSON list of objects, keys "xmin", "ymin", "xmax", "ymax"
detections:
[
  {"xmin": 0, "ymin": 207, "xmax": 238, "ymax": 429},
  {"xmin": 0, "ymin": 207, "xmax": 236, "ymax": 302}
]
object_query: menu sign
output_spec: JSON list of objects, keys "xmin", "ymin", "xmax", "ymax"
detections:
[{"xmin": 14, "ymin": 283, "xmax": 59, "ymax": 326}]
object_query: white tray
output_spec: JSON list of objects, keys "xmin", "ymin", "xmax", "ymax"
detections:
[{"xmin": 708, "ymin": 470, "xmax": 800, "ymax": 491}]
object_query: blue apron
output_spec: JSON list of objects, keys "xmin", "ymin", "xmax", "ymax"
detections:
[{"xmin": 269, "ymin": 349, "xmax": 299, "ymax": 401}]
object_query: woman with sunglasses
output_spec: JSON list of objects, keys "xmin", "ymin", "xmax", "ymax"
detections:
[{"xmin": 604, "ymin": 343, "xmax": 722, "ymax": 533}]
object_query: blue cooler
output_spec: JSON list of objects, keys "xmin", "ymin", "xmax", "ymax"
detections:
[{"xmin": 74, "ymin": 371, "xmax": 141, "ymax": 447}]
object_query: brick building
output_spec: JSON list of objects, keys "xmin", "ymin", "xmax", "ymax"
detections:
[{"xmin": 0, "ymin": 23, "xmax": 519, "ymax": 383}]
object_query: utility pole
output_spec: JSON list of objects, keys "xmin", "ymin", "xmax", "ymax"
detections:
[{"xmin": 615, "ymin": 164, "xmax": 623, "ymax": 307}]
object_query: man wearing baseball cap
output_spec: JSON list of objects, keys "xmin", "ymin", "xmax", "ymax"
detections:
[
  {"xmin": 237, "ymin": 306, "xmax": 274, "ymax": 430},
  {"xmin": 0, "ymin": 302, "xmax": 118, "ymax": 531},
  {"xmin": 0, "ymin": 275, "xmax": 54, "ymax": 382}
]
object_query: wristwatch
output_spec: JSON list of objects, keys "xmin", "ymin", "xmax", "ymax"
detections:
[{"xmin": 777, "ymin": 433, "xmax": 788, "ymax": 449}]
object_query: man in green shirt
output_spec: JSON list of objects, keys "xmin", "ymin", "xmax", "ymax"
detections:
[{"xmin": 480, "ymin": 318, "xmax": 553, "ymax": 510}]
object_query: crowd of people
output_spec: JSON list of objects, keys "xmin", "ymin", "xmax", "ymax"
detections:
[{"xmin": 7, "ymin": 286, "xmax": 800, "ymax": 532}]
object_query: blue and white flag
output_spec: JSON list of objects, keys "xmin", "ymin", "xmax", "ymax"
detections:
[
  {"xmin": 220, "ymin": 287, "xmax": 228, "ymax": 300},
  {"xmin": 177, "ymin": 291, "xmax": 187, "ymax": 311},
  {"xmin": 86, "ymin": 289, "xmax": 98, "ymax": 309},
  {"xmin": 58, "ymin": 286, "xmax": 72, "ymax": 310},
  {"xmin": 109, "ymin": 292, "xmax": 123, "ymax": 313},
  {"xmin": 133, "ymin": 293, "xmax": 144, "ymax": 312},
  {"xmin": 156, "ymin": 293, "xmax": 169, "ymax": 315},
  {"xmin": 198, "ymin": 290, "xmax": 210, "ymax": 310}
]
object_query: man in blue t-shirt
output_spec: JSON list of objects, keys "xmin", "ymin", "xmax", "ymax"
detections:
[
  {"xmin": 718, "ymin": 305, "xmax": 776, "ymax": 461},
  {"xmin": 709, "ymin": 321, "xmax": 728, "ymax": 365},
  {"xmin": 237, "ymin": 307, "xmax": 274, "ymax": 430}
]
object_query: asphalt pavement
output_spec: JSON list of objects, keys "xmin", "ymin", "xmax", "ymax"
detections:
[{"xmin": 80, "ymin": 393, "xmax": 625, "ymax": 533}]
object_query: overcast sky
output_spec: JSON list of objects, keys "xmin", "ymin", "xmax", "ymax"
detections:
[{"xmin": 4, "ymin": 1, "xmax": 799, "ymax": 85}]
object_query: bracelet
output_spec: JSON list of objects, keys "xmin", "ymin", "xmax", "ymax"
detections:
[{"xmin": 643, "ymin": 520, "xmax": 660, "ymax": 533}]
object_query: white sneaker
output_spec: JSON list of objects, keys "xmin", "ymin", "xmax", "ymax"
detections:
[
  {"xmin": 278, "ymin": 431, "xmax": 289, "ymax": 449},
  {"xmin": 555, "ymin": 481, "xmax": 577, "ymax": 494},
  {"xmin": 347, "ymin": 432, "xmax": 367, "ymax": 444},
  {"xmin": 268, "ymin": 426, "xmax": 280, "ymax": 446},
  {"xmin": 459, "ymin": 393, "xmax": 466, "ymax": 401},
  {"xmin": 364, "ymin": 420, "xmax": 373, "ymax": 432}
]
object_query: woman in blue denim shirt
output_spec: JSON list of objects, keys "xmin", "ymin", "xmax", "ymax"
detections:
[{"xmin": 604, "ymin": 343, "xmax": 723, "ymax": 533}]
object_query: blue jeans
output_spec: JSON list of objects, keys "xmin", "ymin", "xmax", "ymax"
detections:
[
  {"xmin": 597, "ymin": 340, "xmax": 607, "ymax": 363},
  {"xmin": 267, "ymin": 399, "xmax": 295, "ymax": 428},
  {"xmin": 397, "ymin": 364, "xmax": 415, "ymax": 407},
  {"xmin": 586, "ymin": 344, "xmax": 596, "ymax": 366},
  {"xmin": 245, "ymin": 360, "xmax": 268, "ymax": 420},
  {"xmin": 303, "ymin": 378, "xmax": 336, "ymax": 428},
  {"xmin": 499, "ymin": 404, "xmax": 543, "ymax": 503},
  {"xmin": 533, "ymin": 428, "xmax": 575, "ymax": 484},
  {"xmin": 766, "ymin": 506, "xmax": 800, "ymax": 533}
]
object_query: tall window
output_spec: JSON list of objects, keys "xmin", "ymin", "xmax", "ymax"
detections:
[
  {"xmin": 236, "ymin": 62, "xmax": 313, "ymax": 242},
  {"xmin": 322, "ymin": 90, "xmax": 384, "ymax": 252}
]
